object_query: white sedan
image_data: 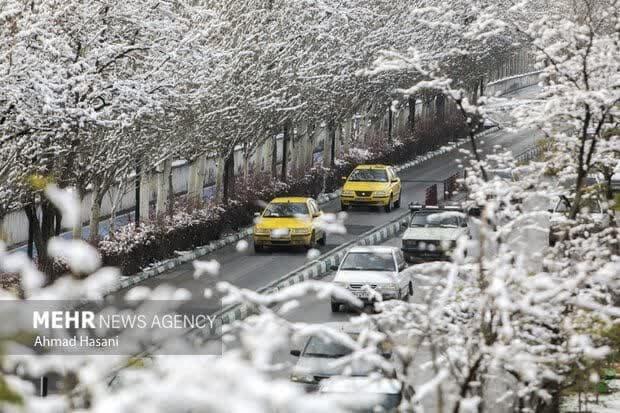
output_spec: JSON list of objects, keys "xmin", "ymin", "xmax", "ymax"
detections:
[{"xmin": 330, "ymin": 246, "xmax": 412, "ymax": 312}]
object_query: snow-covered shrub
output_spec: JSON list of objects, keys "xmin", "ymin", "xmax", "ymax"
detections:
[{"xmin": 100, "ymin": 206, "xmax": 223, "ymax": 275}]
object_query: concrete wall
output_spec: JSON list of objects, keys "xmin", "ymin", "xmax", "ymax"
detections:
[{"xmin": 485, "ymin": 70, "xmax": 542, "ymax": 97}]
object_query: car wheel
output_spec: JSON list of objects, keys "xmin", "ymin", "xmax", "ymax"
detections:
[
  {"xmin": 254, "ymin": 243, "xmax": 265, "ymax": 253},
  {"xmin": 384, "ymin": 195, "xmax": 393, "ymax": 212},
  {"xmin": 408, "ymin": 282, "xmax": 413, "ymax": 296},
  {"xmin": 341, "ymin": 203, "xmax": 349, "ymax": 211},
  {"xmin": 331, "ymin": 302, "xmax": 340, "ymax": 312},
  {"xmin": 394, "ymin": 191, "xmax": 402, "ymax": 209},
  {"xmin": 318, "ymin": 232, "xmax": 326, "ymax": 246},
  {"xmin": 306, "ymin": 232, "xmax": 317, "ymax": 249}
]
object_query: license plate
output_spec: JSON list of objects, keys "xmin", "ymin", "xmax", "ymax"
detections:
[
  {"xmin": 356, "ymin": 198, "xmax": 371, "ymax": 201},
  {"xmin": 271, "ymin": 229, "xmax": 290, "ymax": 238},
  {"xmin": 352, "ymin": 291, "xmax": 367, "ymax": 298}
]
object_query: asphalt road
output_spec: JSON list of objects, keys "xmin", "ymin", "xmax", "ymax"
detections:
[
  {"xmin": 110, "ymin": 85, "xmax": 540, "ymax": 312},
  {"xmin": 39, "ymin": 85, "xmax": 538, "ymax": 397}
]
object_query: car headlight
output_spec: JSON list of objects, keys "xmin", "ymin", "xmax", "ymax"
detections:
[
  {"xmin": 373, "ymin": 191, "xmax": 388, "ymax": 197},
  {"xmin": 379, "ymin": 284, "xmax": 399, "ymax": 291},
  {"xmin": 291, "ymin": 228, "xmax": 310, "ymax": 234},
  {"xmin": 254, "ymin": 227, "xmax": 269, "ymax": 235},
  {"xmin": 341, "ymin": 190, "xmax": 354, "ymax": 196},
  {"xmin": 291, "ymin": 374, "xmax": 314, "ymax": 383}
]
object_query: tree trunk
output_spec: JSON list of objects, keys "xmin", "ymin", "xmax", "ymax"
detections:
[
  {"xmin": 243, "ymin": 143, "xmax": 250, "ymax": 183},
  {"xmin": 281, "ymin": 123, "xmax": 289, "ymax": 182},
  {"xmin": 223, "ymin": 151, "xmax": 235, "ymax": 202},
  {"xmin": 167, "ymin": 160, "xmax": 174, "ymax": 218},
  {"xmin": 24, "ymin": 200, "xmax": 56, "ymax": 278},
  {"xmin": 388, "ymin": 107, "xmax": 393, "ymax": 143},
  {"xmin": 605, "ymin": 172, "xmax": 613, "ymax": 200},
  {"xmin": 134, "ymin": 163, "xmax": 141, "ymax": 225},
  {"xmin": 408, "ymin": 96, "xmax": 416, "ymax": 133},
  {"xmin": 324, "ymin": 120, "xmax": 336, "ymax": 169},
  {"xmin": 88, "ymin": 189, "xmax": 103, "ymax": 244},
  {"xmin": 330, "ymin": 121, "xmax": 336, "ymax": 166},
  {"xmin": 436, "ymin": 94, "xmax": 445, "ymax": 121},
  {"xmin": 334, "ymin": 122, "xmax": 342, "ymax": 159}
]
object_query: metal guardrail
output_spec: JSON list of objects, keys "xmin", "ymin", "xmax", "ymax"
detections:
[
  {"xmin": 515, "ymin": 145, "xmax": 543, "ymax": 163},
  {"xmin": 112, "ymin": 209, "xmax": 412, "ymax": 365}
]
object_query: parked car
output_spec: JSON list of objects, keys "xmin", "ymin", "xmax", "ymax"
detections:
[
  {"xmin": 318, "ymin": 376, "xmax": 403, "ymax": 412},
  {"xmin": 340, "ymin": 164, "xmax": 402, "ymax": 212},
  {"xmin": 400, "ymin": 203, "xmax": 468, "ymax": 263},
  {"xmin": 330, "ymin": 246, "xmax": 411, "ymax": 312},
  {"xmin": 290, "ymin": 323, "xmax": 392, "ymax": 386},
  {"xmin": 252, "ymin": 197, "xmax": 326, "ymax": 252}
]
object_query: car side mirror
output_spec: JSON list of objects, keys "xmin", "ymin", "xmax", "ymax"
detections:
[
  {"xmin": 330, "ymin": 264, "xmax": 338, "ymax": 271},
  {"xmin": 254, "ymin": 212, "xmax": 261, "ymax": 217},
  {"xmin": 461, "ymin": 221, "xmax": 468, "ymax": 227},
  {"xmin": 290, "ymin": 349, "xmax": 301, "ymax": 357},
  {"xmin": 313, "ymin": 212, "xmax": 320, "ymax": 218},
  {"xmin": 341, "ymin": 176, "xmax": 347, "ymax": 181},
  {"xmin": 391, "ymin": 178, "xmax": 399, "ymax": 183}
]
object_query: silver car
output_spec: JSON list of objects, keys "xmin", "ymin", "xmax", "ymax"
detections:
[
  {"xmin": 319, "ymin": 376, "xmax": 403, "ymax": 412},
  {"xmin": 330, "ymin": 246, "xmax": 412, "ymax": 312},
  {"xmin": 289, "ymin": 323, "xmax": 392, "ymax": 386}
]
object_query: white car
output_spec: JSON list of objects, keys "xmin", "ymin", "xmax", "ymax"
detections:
[
  {"xmin": 319, "ymin": 376, "xmax": 403, "ymax": 412},
  {"xmin": 400, "ymin": 204, "xmax": 469, "ymax": 263},
  {"xmin": 330, "ymin": 246, "xmax": 412, "ymax": 312},
  {"xmin": 290, "ymin": 322, "xmax": 393, "ymax": 385}
]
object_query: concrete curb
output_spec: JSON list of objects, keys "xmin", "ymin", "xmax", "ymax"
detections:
[{"xmin": 112, "ymin": 128, "xmax": 499, "ymax": 294}]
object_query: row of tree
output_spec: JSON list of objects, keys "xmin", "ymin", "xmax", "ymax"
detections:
[
  {"xmin": 0, "ymin": 0, "xmax": 618, "ymax": 412},
  {"xmin": 0, "ymin": 0, "xmax": 517, "ymax": 271}
]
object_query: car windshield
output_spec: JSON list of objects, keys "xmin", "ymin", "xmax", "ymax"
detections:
[
  {"xmin": 348, "ymin": 169, "xmax": 388, "ymax": 182},
  {"xmin": 302, "ymin": 336, "xmax": 354, "ymax": 358},
  {"xmin": 409, "ymin": 211, "xmax": 459, "ymax": 228},
  {"xmin": 340, "ymin": 252, "xmax": 395, "ymax": 271},
  {"xmin": 263, "ymin": 202, "xmax": 309, "ymax": 217}
]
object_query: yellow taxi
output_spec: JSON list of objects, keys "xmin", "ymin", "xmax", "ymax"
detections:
[
  {"xmin": 252, "ymin": 197, "xmax": 326, "ymax": 252},
  {"xmin": 340, "ymin": 164, "xmax": 402, "ymax": 212}
]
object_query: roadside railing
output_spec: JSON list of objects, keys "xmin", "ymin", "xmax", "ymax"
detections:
[{"xmin": 515, "ymin": 145, "xmax": 544, "ymax": 163}]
